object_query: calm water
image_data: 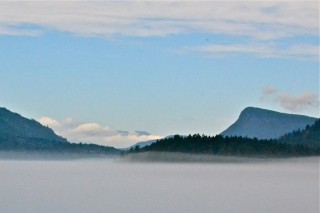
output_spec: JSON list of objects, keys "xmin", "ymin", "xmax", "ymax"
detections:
[{"xmin": 0, "ymin": 157, "xmax": 319, "ymax": 213}]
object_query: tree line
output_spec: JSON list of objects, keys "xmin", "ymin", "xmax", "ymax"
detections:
[{"xmin": 128, "ymin": 120, "xmax": 320, "ymax": 157}]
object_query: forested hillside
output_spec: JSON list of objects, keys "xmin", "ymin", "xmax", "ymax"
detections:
[{"xmin": 130, "ymin": 120, "xmax": 320, "ymax": 157}]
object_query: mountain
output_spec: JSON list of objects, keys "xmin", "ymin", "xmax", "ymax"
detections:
[
  {"xmin": 127, "ymin": 119, "xmax": 320, "ymax": 158},
  {"xmin": 128, "ymin": 133, "xmax": 319, "ymax": 157},
  {"xmin": 125, "ymin": 139, "xmax": 158, "ymax": 150},
  {"xmin": 221, "ymin": 107, "xmax": 317, "ymax": 140},
  {"xmin": 279, "ymin": 119, "xmax": 320, "ymax": 148},
  {"xmin": 0, "ymin": 107, "xmax": 120, "ymax": 155},
  {"xmin": 125, "ymin": 135, "xmax": 187, "ymax": 150},
  {"xmin": 0, "ymin": 107, "xmax": 67, "ymax": 143}
]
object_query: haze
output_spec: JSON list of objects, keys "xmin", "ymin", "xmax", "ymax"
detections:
[{"xmin": 0, "ymin": 157, "xmax": 318, "ymax": 213}]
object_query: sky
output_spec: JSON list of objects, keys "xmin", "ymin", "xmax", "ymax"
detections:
[{"xmin": 0, "ymin": 1, "xmax": 319, "ymax": 148}]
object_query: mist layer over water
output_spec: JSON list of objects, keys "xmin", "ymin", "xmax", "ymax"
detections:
[{"xmin": 0, "ymin": 157, "xmax": 319, "ymax": 213}]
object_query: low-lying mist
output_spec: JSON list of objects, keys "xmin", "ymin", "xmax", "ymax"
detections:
[
  {"xmin": 0, "ymin": 151, "xmax": 120, "ymax": 161},
  {"xmin": 0, "ymin": 156, "xmax": 318, "ymax": 213},
  {"xmin": 121, "ymin": 152, "xmax": 278, "ymax": 163}
]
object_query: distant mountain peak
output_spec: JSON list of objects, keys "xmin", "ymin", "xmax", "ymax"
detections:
[
  {"xmin": 240, "ymin": 107, "xmax": 303, "ymax": 117},
  {"xmin": 241, "ymin": 106, "xmax": 266, "ymax": 114},
  {"xmin": 221, "ymin": 107, "xmax": 317, "ymax": 139}
]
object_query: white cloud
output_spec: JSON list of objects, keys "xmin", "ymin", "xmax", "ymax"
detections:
[
  {"xmin": 38, "ymin": 117, "xmax": 161, "ymax": 148},
  {"xmin": 260, "ymin": 87, "xmax": 319, "ymax": 113},
  {"xmin": 276, "ymin": 92, "xmax": 319, "ymax": 112},
  {"xmin": 187, "ymin": 43, "xmax": 319, "ymax": 61},
  {"xmin": 0, "ymin": 1, "xmax": 318, "ymax": 60},
  {"xmin": 0, "ymin": 1, "xmax": 317, "ymax": 40},
  {"xmin": 38, "ymin": 117, "xmax": 61, "ymax": 128},
  {"xmin": 72, "ymin": 123, "xmax": 116, "ymax": 136}
]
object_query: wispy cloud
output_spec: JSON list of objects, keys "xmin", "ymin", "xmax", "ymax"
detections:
[
  {"xmin": 38, "ymin": 117, "xmax": 161, "ymax": 148},
  {"xmin": 260, "ymin": 86, "xmax": 278, "ymax": 101},
  {"xmin": 260, "ymin": 86, "xmax": 319, "ymax": 113},
  {"xmin": 0, "ymin": 1, "xmax": 318, "ymax": 39},
  {"xmin": 276, "ymin": 92, "xmax": 319, "ymax": 113},
  {"xmin": 185, "ymin": 43, "xmax": 319, "ymax": 61},
  {"xmin": 1, "ymin": 2, "xmax": 318, "ymax": 60},
  {"xmin": 262, "ymin": 86, "xmax": 278, "ymax": 96}
]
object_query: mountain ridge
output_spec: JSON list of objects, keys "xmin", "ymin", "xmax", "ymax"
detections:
[
  {"xmin": 221, "ymin": 107, "xmax": 317, "ymax": 140},
  {"xmin": 0, "ymin": 107, "xmax": 120, "ymax": 155},
  {"xmin": 0, "ymin": 107, "xmax": 67, "ymax": 143},
  {"xmin": 129, "ymin": 119, "xmax": 320, "ymax": 157}
]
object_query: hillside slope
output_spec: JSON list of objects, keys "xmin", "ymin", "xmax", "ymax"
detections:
[
  {"xmin": 0, "ymin": 107, "xmax": 120, "ymax": 155},
  {"xmin": 0, "ymin": 107, "xmax": 67, "ymax": 143},
  {"xmin": 278, "ymin": 119, "xmax": 320, "ymax": 148},
  {"xmin": 221, "ymin": 107, "xmax": 317, "ymax": 139}
]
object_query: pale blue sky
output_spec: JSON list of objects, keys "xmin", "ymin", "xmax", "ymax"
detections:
[{"xmin": 0, "ymin": 1, "xmax": 318, "ymax": 147}]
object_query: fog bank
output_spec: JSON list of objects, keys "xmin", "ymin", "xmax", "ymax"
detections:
[{"xmin": 0, "ymin": 157, "xmax": 319, "ymax": 213}]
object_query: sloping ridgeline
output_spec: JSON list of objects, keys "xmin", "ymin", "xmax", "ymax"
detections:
[
  {"xmin": 221, "ymin": 107, "xmax": 317, "ymax": 139},
  {"xmin": 0, "ymin": 107, "xmax": 67, "ymax": 143},
  {"xmin": 130, "ymin": 120, "xmax": 320, "ymax": 157},
  {"xmin": 0, "ymin": 107, "xmax": 120, "ymax": 155},
  {"xmin": 278, "ymin": 119, "xmax": 320, "ymax": 148}
]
